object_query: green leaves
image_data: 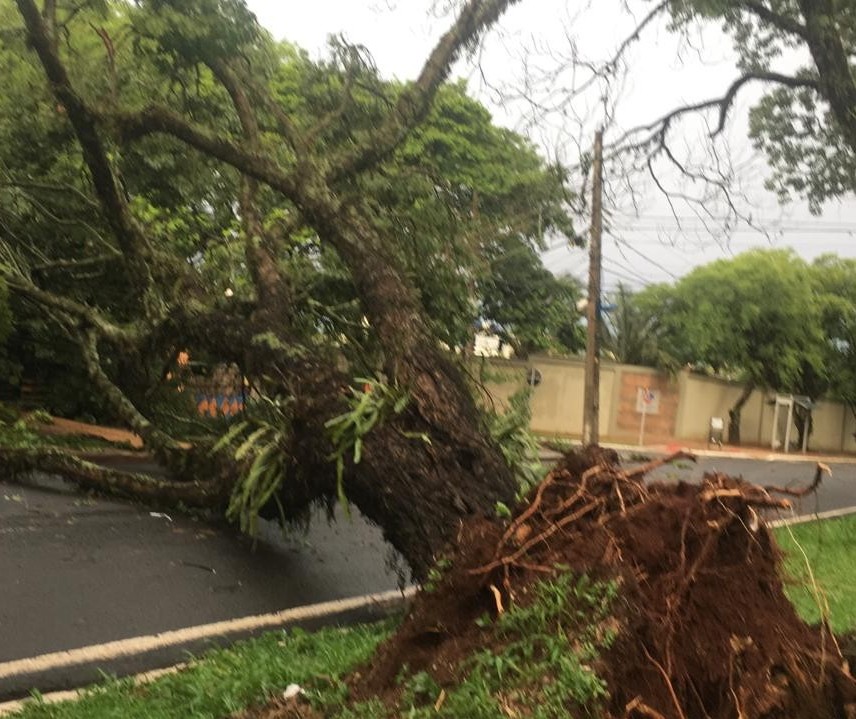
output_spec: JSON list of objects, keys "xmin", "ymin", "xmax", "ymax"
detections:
[
  {"xmin": 324, "ymin": 377, "xmax": 411, "ymax": 512},
  {"xmin": 212, "ymin": 396, "xmax": 294, "ymax": 536},
  {"xmin": 634, "ymin": 249, "xmax": 828, "ymax": 397}
]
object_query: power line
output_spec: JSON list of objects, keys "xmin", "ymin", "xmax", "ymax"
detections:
[{"xmin": 610, "ymin": 236, "xmax": 679, "ymax": 279}]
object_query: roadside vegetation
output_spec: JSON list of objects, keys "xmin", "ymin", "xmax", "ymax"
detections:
[
  {"xmin": 8, "ymin": 624, "xmax": 388, "ymax": 719},
  {"xmin": 775, "ymin": 514, "xmax": 856, "ymax": 634}
]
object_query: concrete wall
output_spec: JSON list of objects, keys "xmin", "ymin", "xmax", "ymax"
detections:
[{"xmin": 483, "ymin": 355, "xmax": 856, "ymax": 454}]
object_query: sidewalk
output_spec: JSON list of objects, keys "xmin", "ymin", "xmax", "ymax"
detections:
[{"xmin": 540, "ymin": 437, "xmax": 856, "ymax": 465}]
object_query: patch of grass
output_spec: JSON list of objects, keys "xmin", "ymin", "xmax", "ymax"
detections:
[
  {"xmin": 10, "ymin": 623, "xmax": 390, "ymax": 719},
  {"xmin": 341, "ymin": 574, "xmax": 617, "ymax": 718},
  {"xmin": 775, "ymin": 514, "xmax": 856, "ymax": 633}
]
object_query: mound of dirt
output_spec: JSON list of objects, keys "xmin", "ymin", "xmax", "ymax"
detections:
[{"xmin": 358, "ymin": 447, "xmax": 856, "ymax": 718}]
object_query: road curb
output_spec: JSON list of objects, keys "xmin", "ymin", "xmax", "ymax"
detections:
[
  {"xmin": 768, "ymin": 505, "xmax": 856, "ymax": 528},
  {"xmin": 0, "ymin": 587, "xmax": 415, "ymax": 708}
]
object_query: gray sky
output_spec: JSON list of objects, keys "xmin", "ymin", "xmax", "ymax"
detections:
[{"xmin": 244, "ymin": 0, "xmax": 856, "ymax": 293}]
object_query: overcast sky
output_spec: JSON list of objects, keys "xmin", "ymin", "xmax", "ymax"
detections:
[{"xmin": 244, "ymin": 0, "xmax": 856, "ymax": 293}]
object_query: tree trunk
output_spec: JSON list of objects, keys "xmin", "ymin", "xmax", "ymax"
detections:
[
  {"xmin": 795, "ymin": 406, "xmax": 812, "ymax": 452},
  {"xmin": 727, "ymin": 383, "xmax": 754, "ymax": 445},
  {"xmin": 0, "ymin": 447, "xmax": 230, "ymax": 508}
]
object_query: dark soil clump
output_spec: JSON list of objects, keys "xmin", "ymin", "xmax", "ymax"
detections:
[{"xmin": 357, "ymin": 447, "xmax": 856, "ymax": 718}]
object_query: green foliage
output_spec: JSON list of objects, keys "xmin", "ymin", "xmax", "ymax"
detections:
[
  {"xmin": 601, "ymin": 283, "xmax": 678, "ymax": 371},
  {"xmin": 384, "ymin": 574, "xmax": 616, "ymax": 718},
  {"xmin": 480, "ymin": 239, "xmax": 585, "ymax": 357},
  {"xmin": 212, "ymin": 395, "xmax": 293, "ymax": 535},
  {"xmin": 638, "ymin": 249, "xmax": 826, "ymax": 393},
  {"xmin": 486, "ymin": 387, "xmax": 547, "ymax": 495},
  {"xmin": 325, "ymin": 378, "xmax": 411, "ymax": 510},
  {"xmin": 0, "ymin": 3, "xmax": 574, "ymax": 415},
  {"xmin": 809, "ymin": 254, "xmax": 856, "ymax": 416},
  {"xmin": 750, "ymin": 83, "xmax": 855, "ymax": 213}
]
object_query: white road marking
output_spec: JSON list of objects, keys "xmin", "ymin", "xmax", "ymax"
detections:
[{"xmin": 0, "ymin": 587, "xmax": 414, "ymax": 684}]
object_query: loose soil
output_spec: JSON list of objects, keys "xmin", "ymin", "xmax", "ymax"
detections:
[{"xmin": 249, "ymin": 447, "xmax": 856, "ymax": 718}]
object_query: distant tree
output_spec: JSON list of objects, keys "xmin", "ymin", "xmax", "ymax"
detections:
[
  {"xmin": 811, "ymin": 254, "xmax": 856, "ymax": 426},
  {"xmin": 646, "ymin": 249, "xmax": 826, "ymax": 444},
  {"xmin": 601, "ymin": 283, "xmax": 677, "ymax": 369},
  {"xmin": 479, "ymin": 238, "xmax": 585, "ymax": 357}
]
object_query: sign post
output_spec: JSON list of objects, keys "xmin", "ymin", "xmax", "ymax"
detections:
[{"xmin": 636, "ymin": 387, "xmax": 660, "ymax": 446}]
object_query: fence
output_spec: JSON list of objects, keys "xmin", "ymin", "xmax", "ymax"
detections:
[{"xmin": 481, "ymin": 355, "xmax": 856, "ymax": 453}]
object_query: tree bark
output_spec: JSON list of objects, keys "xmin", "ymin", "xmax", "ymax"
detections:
[
  {"xmin": 727, "ymin": 383, "xmax": 754, "ymax": 445},
  {"xmin": 797, "ymin": 0, "xmax": 856, "ymax": 155},
  {"xmin": 0, "ymin": 447, "xmax": 229, "ymax": 508}
]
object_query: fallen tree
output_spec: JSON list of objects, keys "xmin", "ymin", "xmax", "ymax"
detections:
[{"xmin": 0, "ymin": 0, "xmax": 566, "ymax": 579}]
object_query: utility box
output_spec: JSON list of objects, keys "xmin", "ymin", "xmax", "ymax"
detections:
[{"xmin": 709, "ymin": 417, "xmax": 724, "ymax": 447}]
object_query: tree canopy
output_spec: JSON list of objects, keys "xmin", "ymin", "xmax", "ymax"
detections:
[
  {"xmin": 615, "ymin": 248, "xmax": 856, "ymax": 444},
  {"xmin": 663, "ymin": 0, "xmax": 856, "ymax": 212},
  {"xmin": 0, "ymin": 0, "xmax": 584, "ymax": 577}
]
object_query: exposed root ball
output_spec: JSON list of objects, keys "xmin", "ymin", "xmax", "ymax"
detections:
[{"xmin": 361, "ymin": 447, "xmax": 856, "ymax": 718}]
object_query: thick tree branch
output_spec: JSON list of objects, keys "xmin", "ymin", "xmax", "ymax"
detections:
[
  {"xmin": 6, "ymin": 274, "xmax": 137, "ymax": 345},
  {"xmin": 796, "ymin": 0, "xmax": 856, "ymax": 155},
  {"xmin": 0, "ymin": 447, "xmax": 227, "ymax": 508},
  {"xmin": 30, "ymin": 253, "xmax": 118, "ymax": 272},
  {"xmin": 740, "ymin": 1, "xmax": 809, "ymax": 41},
  {"xmin": 113, "ymin": 105, "xmax": 302, "ymax": 201},
  {"xmin": 15, "ymin": 0, "xmax": 153, "ymax": 302},
  {"xmin": 77, "ymin": 329, "xmax": 181, "ymax": 456},
  {"xmin": 207, "ymin": 58, "xmax": 293, "ymax": 320},
  {"xmin": 330, "ymin": 0, "xmax": 522, "ymax": 181}
]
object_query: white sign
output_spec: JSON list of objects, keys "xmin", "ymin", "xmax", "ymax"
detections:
[{"xmin": 636, "ymin": 387, "xmax": 661, "ymax": 415}]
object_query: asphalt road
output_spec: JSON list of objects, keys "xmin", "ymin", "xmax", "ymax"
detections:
[
  {"xmin": 0, "ymin": 469, "xmax": 403, "ymax": 699},
  {"xmin": 643, "ymin": 454, "xmax": 856, "ymax": 517},
  {"xmin": 1, "ymin": 452, "xmax": 853, "ymax": 700}
]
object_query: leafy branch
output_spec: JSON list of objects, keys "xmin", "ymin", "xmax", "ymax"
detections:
[{"xmin": 325, "ymin": 377, "xmax": 412, "ymax": 512}]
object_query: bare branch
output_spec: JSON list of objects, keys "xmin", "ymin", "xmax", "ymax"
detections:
[
  {"xmin": 609, "ymin": 70, "xmax": 820, "ymax": 157},
  {"xmin": 740, "ymin": 1, "xmax": 809, "ymax": 41},
  {"xmin": 331, "ymin": 0, "xmax": 522, "ymax": 181}
]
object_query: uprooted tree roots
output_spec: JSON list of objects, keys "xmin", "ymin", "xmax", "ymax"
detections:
[{"xmin": 351, "ymin": 447, "xmax": 856, "ymax": 718}]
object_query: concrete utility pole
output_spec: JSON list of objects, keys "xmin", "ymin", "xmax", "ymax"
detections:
[{"xmin": 582, "ymin": 129, "xmax": 603, "ymax": 446}]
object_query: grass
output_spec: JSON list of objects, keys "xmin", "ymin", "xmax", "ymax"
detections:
[
  {"xmin": 8, "ymin": 623, "xmax": 389, "ymax": 719},
  {"xmin": 775, "ymin": 514, "xmax": 856, "ymax": 633},
  {"xmin": 9, "ymin": 575, "xmax": 617, "ymax": 719},
  {"xmin": 340, "ymin": 574, "xmax": 617, "ymax": 718}
]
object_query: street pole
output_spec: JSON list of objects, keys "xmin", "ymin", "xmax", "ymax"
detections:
[{"xmin": 582, "ymin": 129, "xmax": 603, "ymax": 446}]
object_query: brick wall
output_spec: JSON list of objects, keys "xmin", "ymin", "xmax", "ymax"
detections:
[{"xmin": 614, "ymin": 371, "xmax": 679, "ymax": 441}]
